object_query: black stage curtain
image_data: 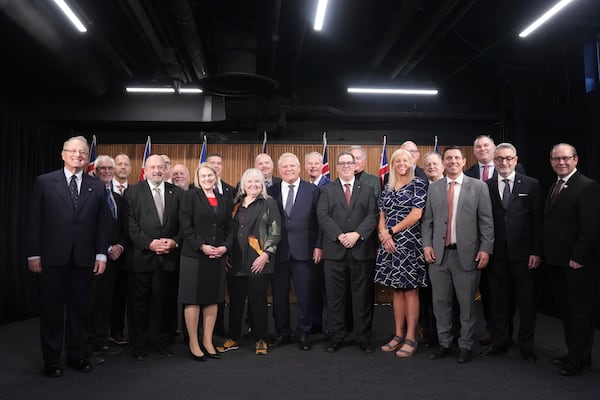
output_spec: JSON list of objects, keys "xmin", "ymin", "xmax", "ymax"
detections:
[{"xmin": 0, "ymin": 110, "xmax": 62, "ymax": 324}]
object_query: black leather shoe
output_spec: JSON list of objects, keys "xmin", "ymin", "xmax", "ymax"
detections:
[
  {"xmin": 478, "ymin": 332, "xmax": 491, "ymax": 346},
  {"xmin": 271, "ymin": 335, "xmax": 291, "ymax": 348},
  {"xmin": 359, "ymin": 341, "xmax": 375, "ymax": 353},
  {"xmin": 133, "ymin": 351, "xmax": 147, "ymax": 361},
  {"xmin": 66, "ymin": 358, "xmax": 93, "ymax": 372},
  {"xmin": 457, "ymin": 348, "xmax": 472, "ymax": 364},
  {"xmin": 299, "ymin": 335, "xmax": 312, "ymax": 351},
  {"xmin": 44, "ymin": 364, "xmax": 63, "ymax": 378},
  {"xmin": 560, "ymin": 360, "xmax": 583, "ymax": 376},
  {"xmin": 520, "ymin": 349, "xmax": 538, "ymax": 363},
  {"xmin": 552, "ymin": 355, "xmax": 569, "ymax": 366},
  {"xmin": 482, "ymin": 345, "xmax": 508, "ymax": 357},
  {"xmin": 429, "ymin": 346, "xmax": 451, "ymax": 360},
  {"xmin": 325, "ymin": 341, "xmax": 341, "ymax": 353},
  {"xmin": 156, "ymin": 346, "xmax": 173, "ymax": 357}
]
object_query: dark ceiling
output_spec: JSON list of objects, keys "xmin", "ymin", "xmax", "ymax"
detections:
[{"xmin": 1, "ymin": 0, "xmax": 600, "ymax": 135}]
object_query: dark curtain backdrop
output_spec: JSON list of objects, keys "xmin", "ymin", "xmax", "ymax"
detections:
[{"xmin": 0, "ymin": 110, "xmax": 63, "ymax": 324}]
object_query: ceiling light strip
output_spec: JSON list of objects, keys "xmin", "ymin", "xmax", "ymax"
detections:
[
  {"xmin": 518, "ymin": 0, "xmax": 575, "ymax": 38},
  {"xmin": 126, "ymin": 87, "xmax": 176, "ymax": 93},
  {"xmin": 314, "ymin": 0, "xmax": 329, "ymax": 31},
  {"xmin": 348, "ymin": 87, "xmax": 439, "ymax": 95},
  {"xmin": 51, "ymin": 0, "xmax": 87, "ymax": 33}
]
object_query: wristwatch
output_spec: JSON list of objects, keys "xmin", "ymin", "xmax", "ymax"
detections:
[{"xmin": 388, "ymin": 227, "xmax": 394, "ymax": 236}]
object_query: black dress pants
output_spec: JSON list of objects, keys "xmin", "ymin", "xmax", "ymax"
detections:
[{"xmin": 227, "ymin": 274, "xmax": 271, "ymax": 341}]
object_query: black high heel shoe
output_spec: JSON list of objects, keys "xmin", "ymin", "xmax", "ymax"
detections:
[
  {"xmin": 201, "ymin": 343, "xmax": 222, "ymax": 359},
  {"xmin": 189, "ymin": 347, "xmax": 206, "ymax": 362}
]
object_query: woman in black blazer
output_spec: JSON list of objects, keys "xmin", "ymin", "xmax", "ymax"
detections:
[{"xmin": 179, "ymin": 164, "xmax": 232, "ymax": 360}]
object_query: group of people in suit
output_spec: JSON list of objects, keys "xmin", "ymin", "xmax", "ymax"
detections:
[{"xmin": 27, "ymin": 135, "xmax": 599, "ymax": 378}]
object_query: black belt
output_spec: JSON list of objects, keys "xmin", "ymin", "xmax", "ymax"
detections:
[{"xmin": 445, "ymin": 243, "xmax": 457, "ymax": 249}]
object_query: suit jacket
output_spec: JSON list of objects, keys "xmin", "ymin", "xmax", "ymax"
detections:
[
  {"xmin": 316, "ymin": 175, "xmax": 331, "ymax": 187},
  {"xmin": 27, "ymin": 169, "xmax": 110, "ymax": 268},
  {"xmin": 124, "ymin": 181, "xmax": 183, "ymax": 272},
  {"xmin": 220, "ymin": 180, "xmax": 236, "ymax": 203},
  {"xmin": 415, "ymin": 166, "xmax": 428, "ymax": 181},
  {"xmin": 269, "ymin": 180, "xmax": 320, "ymax": 262},
  {"xmin": 465, "ymin": 162, "xmax": 526, "ymax": 180},
  {"xmin": 317, "ymin": 179, "xmax": 378, "ymax": 261},
  {"xmin": 422, "ymin": 175, "xmax": 494, "ymax": 271},
  {"xmin": 356, "ymin": 171, "xmax": 382, "ymax": 199},
  {"xmin": 179, "ymin": 187, "xmax": 233, "ymax": 259},
  {"xmin": 543, "ymin": 171, "xmax": 600, "ymax": 266},
  {"xmin": 487, "ymin": 173, "xmax": 542, "ymax": 261}
]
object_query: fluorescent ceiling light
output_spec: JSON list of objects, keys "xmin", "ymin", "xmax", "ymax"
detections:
[
  {"xmin": 348, "ymin": 87, "xmax": 439, "ymax": 95},
  {"xmin": 178, "ymin": 88, "xmax": 203, "ymax": 94},
  {"xmin": 518, "ymin": 0, "xmax": 575, "ymax": 38},
  {"xmin": 51, "ymin": 0, "xmax": 87, "ymax": 33},
  {"xmin": 126, "ymin": 87, "xmax": 176, "ymax": 93},
  {"xmin": 314, "ymin": 0, "xmax": 329, "ymax": 31}
]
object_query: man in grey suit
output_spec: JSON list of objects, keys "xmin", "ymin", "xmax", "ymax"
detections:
[
  {"xmin": 348, "ymin": 145, "xmax": 381, "ymax": 198},
  {"xmin": 422, "ymin": 145, "xmax": 494, "ymax": 364}
]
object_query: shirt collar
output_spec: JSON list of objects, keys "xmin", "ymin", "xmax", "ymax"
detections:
[
  {"xmin": 447, "ymin": 173, "xmax": 464, "ymax": 185},
  {"xmin": 497, "ymin": 171, "xmax": 516, "ymax": 183},
  {"xmin": 557, "ymin": 168, "xmax": 577, "ymax": 183},
  {"xmin": 147, "ymin": 179, "xmax": 165, "ymax": 192},
  {"xmin": 64, "ymin": 168, "xmax": 83, "ymax": 180}
]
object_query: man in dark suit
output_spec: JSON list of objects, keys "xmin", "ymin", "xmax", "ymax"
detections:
[
  {"xmin": 305, "ymin": 151, "xmax": 331, "ymax": 187},
  {"xmin": 207, "ymin": 153, "xmax": 236, "ymax": 202},
  {"xmin": 422, "ymin": 146, "xmax": 494, "ymax": 364},
  {"xmin": 464, "ymin": 134, "xmax": 525, "ymax": 346},
  {"xmin": 304, "ymin": 151, "xmax": 330, "ymax": 334},
  {"xmin": 27, "ymin": 136, "xmax": 111, "ymax": 377},
  {"xmin": 543, "ymin": 143, "xmax": 600, "ymax": 376},
  {"xmin": 483, "ymin": 143, "xmax": 542, "ymax": 362},
  {"xmin": 88, "ymin": 155, "xmax": 127, "ymax": 359},
  {"xmin": 269, "ymin": 153, "xmax": 321, "ymax": 351},
  {"xmin": 317, "ymin": 151, "xmax": 378, "ymax": 353},
  {"xmin": 124, "ymin": 154, "xmax": 183, "ymax": 360},
  {"xmin": 348, "ymin": 145, "xmax": 381, "ymax": 198},
  {"xmin": 255, "ymin": 153, "xmax": 281, "ymax": 188},
  {"xmin": 401, "ymin": 140, "xmax": 429, "ymax": 181},
  {"xmin": 110, "ymin": 153, "xmax": 131, "ymax": 346}
]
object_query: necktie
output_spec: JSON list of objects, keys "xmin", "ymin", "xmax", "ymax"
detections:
[
  {"xmin": 482, "ymin": 164, "xmax": 489, "ymax": 181},
  {"xmin": 550, "ymin": 179, "xmax": 565, "ymax": 202},
  {"xmin": 153, "ymin": 187, "xmax": 164, "ymax": 224},
  {"xmin": 106, "ymin": 188, "xmax": 117, "ymax": 219},
  {"xmin": 344, "ymin": 183, "xmax": 351, "ymax": 207},
  {"xmin": 69, "ymin": 175, "xmax": 79, "ymax": 209},
  {"xmin": 445, "ymin": 181, "xmax": 456, "ymax": 246},
  {"xmin": 118, "ymin": 184, "xmax": 125, "ymax": 195},
  {"xmin": 501, "ymin": 179, "xmax": 511, "ymax": 209},
  {"xmin": 285, "ymin": 184, "xmax": 295, "ymax": 216},
  {"xmin": 265, "ymin": 180, "xmax": 272, "ymax": 188}
]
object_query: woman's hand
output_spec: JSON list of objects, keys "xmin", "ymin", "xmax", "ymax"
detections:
[{"xmin": 251, "ymin": 253, "xmax": 269, "ymax": 273}]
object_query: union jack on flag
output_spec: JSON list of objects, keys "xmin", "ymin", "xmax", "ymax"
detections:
[
  {"xmin": 379, "ymin": 135, "xmax": 389, "ymax": 186},
  {"xmin": 321, "ymin": 132, "xmax": 330, "ymax": 179},
  {"xmin": 199, "ymin": 134, "xmax": 207, "ymax": 164},
  {"xmin": 139, "ymin": 136, "xmax": 151, "ymax": 181},
  {"xmin": 87, "ymin": 135, "xmax": 97, "ymax": 175}
]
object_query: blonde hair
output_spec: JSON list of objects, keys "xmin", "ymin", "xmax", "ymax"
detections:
[
  {"xmin": 387, "ymin": 148, "xmax": 415, "ymax": 189},
  {"xmin": 236, "ymin": 168, "xmax": 269, "ymax": 201}
]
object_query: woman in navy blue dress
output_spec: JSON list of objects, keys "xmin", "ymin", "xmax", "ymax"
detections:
[{"xmin": 375, "ymin": 148, "xmax": 427, "ymax": 357}]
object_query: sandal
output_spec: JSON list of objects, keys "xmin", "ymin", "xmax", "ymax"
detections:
[
  {"xmin": 381, "ymin": 335, "xmax": 404, "ymax": 352},
  {"xmin": 396, "ymin": 338, "xmax": 417, "ymax": 358}
]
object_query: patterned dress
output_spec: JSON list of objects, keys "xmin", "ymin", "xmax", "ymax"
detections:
[{"xmin": 374, "ymin": 177, "xmax": 428, "ymax": 289}]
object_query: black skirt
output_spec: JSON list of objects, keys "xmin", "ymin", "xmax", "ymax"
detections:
[{"xmin": 178, "ymin": 255, "xmax": 226, "ymax": 305}]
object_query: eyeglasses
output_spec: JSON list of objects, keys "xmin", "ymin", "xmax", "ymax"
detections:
[
  {"xmin": 337, "ymin": 161, "xmax": 355, "ymax": 166},
  {"xmin": 63, "ymin": 149, "xmax": 89, "ymax": 156},
  {"xmin": 494, "ymin": 156, "xmax": 516, "ymax": 163},
  {"xmin": 550, "ymin": 156, "xmax": 575, "ymax": 163}
]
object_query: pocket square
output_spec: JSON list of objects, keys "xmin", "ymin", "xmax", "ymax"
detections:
[{"xmin": 517, "ymin": 193, "xmax": 529, "ymax": 197}]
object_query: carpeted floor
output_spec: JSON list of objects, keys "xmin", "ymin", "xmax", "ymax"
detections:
[{"xmin": 1, "ymin": 304, "xmax": 598, "ymax": 400}]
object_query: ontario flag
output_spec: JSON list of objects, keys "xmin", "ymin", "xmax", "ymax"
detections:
[
  {"xmin": 199, "ymin": 134, "xmax": 207, "ymax": 164},
  {"xmin": 434, "ymin": 135, "xmax": 439, "ymax": 153},
  {"xmin": 261, "ymin": 131, "xmax": 268, "ymax": 153},
  {"xmin": 87, "ymin": 135, "xmax": 97, "ymax": 176},
  {"xmin": 321, "ymin": 132, "xmax": 330, "ymax": 179},
  {"xmin": 138, "ymin": 136, "xmax": 152, "ymax": 181},
  {"xmin": 379, "ymin": 135, "xmax": 389, "ymax": 186}
]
